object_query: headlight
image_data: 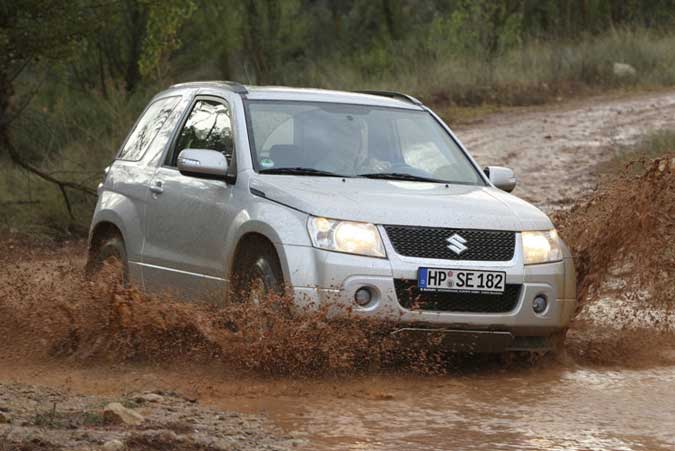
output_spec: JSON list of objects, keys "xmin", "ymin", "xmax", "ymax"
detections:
[
  {"xmin": 307, "ymin": 217, "xmax": 386, "ymax": 258},
  {"xmin": 522, "ymin": 229, "xmax": 563, "ymax": 265}
]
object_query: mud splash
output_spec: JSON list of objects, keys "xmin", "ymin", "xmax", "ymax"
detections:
[
  {"xmin": 554, "ymin": 154, "xmax": 675, "ymax": 365},
  {"xmin": 0, "ymin": 260, "xmax": 462, "ymax": 376}
]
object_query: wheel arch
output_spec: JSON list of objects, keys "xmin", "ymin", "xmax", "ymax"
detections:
[
  {"xmin": 88, "ymin": 220, "xmax": 125, "ymax": 259},
  {"xmin": 229, "ymin": 231, "xmax": 286, "ymax": 287},
  {"xmin": 224, "ymin": 199, "xmax": 310, "ymax": 290}
]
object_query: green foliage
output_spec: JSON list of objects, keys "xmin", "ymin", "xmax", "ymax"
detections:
[
  {"xmin": 1, "ymin": 83, "xmax": 147, "ymax": 235},
  {"xmin": 56, "ymin": 0, "xmax": 198, "ymax": 94},
  {"xmin": 0, "ymin": 0, "xmax": 91, "ymax": 69},
  {"xmin": 633, "ymin": 129, "xmax": 675, "ymax": 157},
  {"xmin": 0, "ymin": 0, "xmax": 98, "ymax": 145},
  {"xmin": 446, "ymin": 0, "xmax": 524, "ymax": 59},
  {"xmin": 138, "ymin": 0, "xmax": 197, "ymax": 78}
]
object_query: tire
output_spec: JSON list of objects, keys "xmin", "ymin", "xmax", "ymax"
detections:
[
  {"xmin": 232, "ymin": 241, "xmax": 284, "ymax": 304},
  {"xmin": 85, "ymin": 235, "xmax": 128, "ymax": 286}
]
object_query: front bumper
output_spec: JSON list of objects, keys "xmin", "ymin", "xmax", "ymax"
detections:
[{"xmin": 278, "ymin": 231, "xmax": 576, "ymax": 339}]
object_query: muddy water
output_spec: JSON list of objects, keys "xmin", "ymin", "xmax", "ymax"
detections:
[
  {"xmin": 222, "ymin": 367, "xmax": 675, "ymax": 450},
  {"xmin": 3, "ymin": 359, "xmax": 673, "ymax": 450}
]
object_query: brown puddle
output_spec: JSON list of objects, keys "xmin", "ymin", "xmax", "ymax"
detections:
[
  {"xmin": 263, "ymin": 367, "xmax": 675, "ymax": 450},
  {"xmin": 2, "ymin": 357, "xmax": 674, "ymax": 450}
]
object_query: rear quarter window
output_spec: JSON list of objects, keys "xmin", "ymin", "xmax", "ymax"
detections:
[{"xmin": 117, "ymin": 96, "xmax": 181, "ymax": 161}]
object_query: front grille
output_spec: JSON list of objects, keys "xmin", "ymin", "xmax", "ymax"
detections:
[
  {"xmin": 394, "ymin": 279, "xmax": 521, "ymax": 313},
  {"xmin": 383, "ymin": 226, "xmax": 516, "ymax": 261}
]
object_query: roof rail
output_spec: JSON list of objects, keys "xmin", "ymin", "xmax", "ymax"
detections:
[
  {"xmin": 169, "ymin": 80, "xmax": 248, "ymax": 94},
  {"xmin": 222, "ymin": 80, "xmax": 248, "ymax": 94},
  {"xmin": 354, "ymin": 90, "xmax": 423, "ymax": 106}
]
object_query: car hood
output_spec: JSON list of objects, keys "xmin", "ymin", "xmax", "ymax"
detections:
[{"xmin": 249, "ymin": 175, "xmax": 553, "ymax": 231}]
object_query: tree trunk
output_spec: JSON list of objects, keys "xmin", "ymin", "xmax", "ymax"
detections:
[
  {"xmin": 0, "ymin": 71, "xmax": 13, "ymax": 154},
  {"xmin": 98, "ymin": 43, "xmax": 109, "ymax": 100},
  {"xmin": 381, "ymin": 0, "xmax": 400, "ymax": 40},
  {"xmin": 245, "ymin": 0, "xmax": 267, "ymax": 84},
  {"xmin": 124, "ymin": 0, "xmax": 146, "ymax": 94}
]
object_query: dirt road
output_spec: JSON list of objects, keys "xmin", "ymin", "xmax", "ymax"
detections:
[
  {"xmin": 1, "ymin": 90, "xmax": 674, "ymax": 451},
  {"xmin": 457, "ymin": 89, "xmax": 675, "ymax": 210}
]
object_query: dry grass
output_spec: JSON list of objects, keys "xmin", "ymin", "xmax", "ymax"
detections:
[{"xmin": 305, "ymin": 28, "xmax": 675, "ymax": 106}]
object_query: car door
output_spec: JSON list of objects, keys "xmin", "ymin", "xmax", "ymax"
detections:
[
  {"xmin": 141, "ymin": 95, "xmax": 238, "ymax": 301},
  {"xmin": 100, "ymin": 94, "xmax": 190, "ymax": 285}
]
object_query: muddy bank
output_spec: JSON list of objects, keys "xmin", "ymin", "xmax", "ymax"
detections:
[{"xmin": 0, "ymin": 383, "xmax": 294, "ymax": 451}]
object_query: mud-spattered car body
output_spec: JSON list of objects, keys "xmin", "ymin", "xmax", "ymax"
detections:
[{"xmin": 88, "ymin": 81, "xmax": 576, "ymax": 353}]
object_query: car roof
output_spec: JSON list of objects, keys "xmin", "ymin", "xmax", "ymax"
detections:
[{"xmin": 165, "ymin": 81, "xmax": 424, "ymax": 110}]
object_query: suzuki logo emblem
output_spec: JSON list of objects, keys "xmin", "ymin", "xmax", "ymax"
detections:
[{"xmin": 446, "ymin": 233, "xmax": 468, "ymax": 255}]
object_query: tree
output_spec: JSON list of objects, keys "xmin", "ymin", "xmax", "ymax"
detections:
[
  {"xmin": 0, "ymin": 0, "xmax": 196, "ymax": 219},
  {"xmin": 0, "ymin": 0, "xmax": 100, "ymax": 214},
  {"xmin": 68, "ymin": 0, "xmax": 196, "ymax": 96}
]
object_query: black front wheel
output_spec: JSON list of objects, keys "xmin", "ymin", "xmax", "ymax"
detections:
[{"xmin": 233, "ymin": 241, "xmax": 284, "ymax": 304}]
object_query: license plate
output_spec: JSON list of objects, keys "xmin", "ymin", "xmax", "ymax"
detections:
[{"xmin": 418, "ymin": 268, "xmax": 505, "ymax": 294}]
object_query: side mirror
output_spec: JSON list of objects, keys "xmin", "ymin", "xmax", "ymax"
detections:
[
  {"xmin": 177, "ymin": 149, "xmax": 229, "ymax": 181},
  {"xmin": 484, "ymin": 166, "xmax": 517, "ymax": 192}
]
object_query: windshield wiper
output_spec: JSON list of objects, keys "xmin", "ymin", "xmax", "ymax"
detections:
[
  {"xmin": 357, "ymin": 172, "xmax": 446, "ymax": 183},
  {"xmin": 259, "ymin": 167, "xmax": 349, "ymax": 177}
]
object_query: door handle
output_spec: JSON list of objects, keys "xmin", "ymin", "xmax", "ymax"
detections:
[{"xmin": 149, "ymin": 181, "xmax": 164, "ymax": 195}]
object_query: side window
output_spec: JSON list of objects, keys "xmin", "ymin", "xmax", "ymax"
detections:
[
  {"xmin": 144, "ymin": 95, "xmax": 191, "ymax": 167},
  {"xmin": 169, "ymin": 99, "xmax": 234, "ymax": 166},
  {"xmin": 118, "ymin": 96, "xmax": 180, "ymax": 161}
]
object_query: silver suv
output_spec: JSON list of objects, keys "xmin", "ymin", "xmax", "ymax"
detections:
[{"xmin": 87, "ymin": 81, "xmax": 576, "ymax": 353}]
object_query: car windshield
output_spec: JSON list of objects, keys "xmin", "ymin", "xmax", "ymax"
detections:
[{"xmin": 246, "ymin": 101, "xmax": 485, "ymax": 185}]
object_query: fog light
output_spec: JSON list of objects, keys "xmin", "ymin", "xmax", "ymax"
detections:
[
  {"xmin": 532, "ymin": 295, "xmax": 548, "ymax": 314},
  {"xmin": 354, "ymin": 287, "xmax": 372, "ymax": 306}
]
